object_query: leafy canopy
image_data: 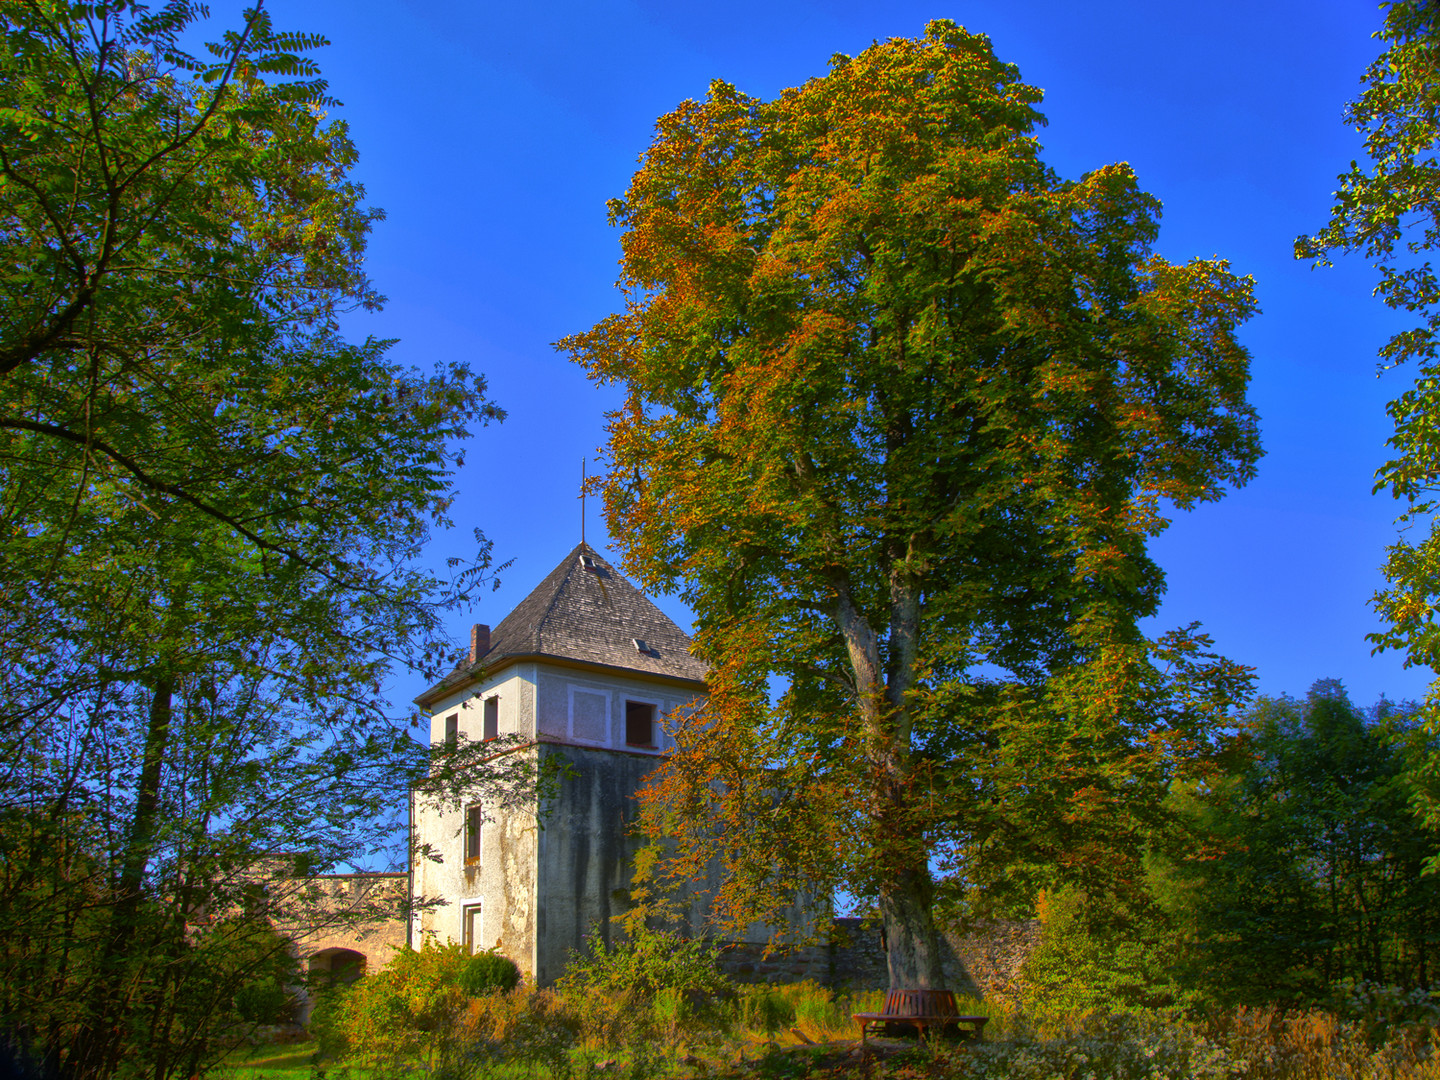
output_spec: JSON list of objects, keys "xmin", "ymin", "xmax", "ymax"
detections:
[
  {"xmin": 0, "ymin": 4, "xmax": 525, "ymax": 1078},
  {"xmin": 563, "ymin": 20, "xmax": 1260, "ymax": 984},
  {"xmin": 1299, "ymin": 0, "xmax": 1440, "ymax": 860}
]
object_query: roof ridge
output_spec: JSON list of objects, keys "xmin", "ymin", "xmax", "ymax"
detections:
[{"xmin": 530, "ymin": 542, "xmax": 584, "ymax": 649}]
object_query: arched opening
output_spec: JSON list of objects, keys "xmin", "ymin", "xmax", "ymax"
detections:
[{"xmin": 308, "ymin": 947, "xmax": 366, "ymax": 989}]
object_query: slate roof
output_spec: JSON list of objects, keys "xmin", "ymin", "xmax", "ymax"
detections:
[{"xmin": 416, "ymin": 543, "xmax": 708, "ymax": 705}]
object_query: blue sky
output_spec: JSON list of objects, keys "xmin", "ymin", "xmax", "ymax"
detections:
[{"xmin": 231, "ymin": 1, "xmax": 1420, "ymax": 710}]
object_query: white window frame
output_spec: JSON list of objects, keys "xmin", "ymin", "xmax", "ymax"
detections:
[
  {"xmin": 567, "ymin": 684, "xmax": 612, "ymax": 746},
  {"xmin": 482, "ymin": 695, "xmax": 500, "ymax": 741},
  {"xmin": 622, "ymin": 693, "xmax": 664, "ymax": 752},
  {"xmin": 461, "ymin": 899, "xmax": 483, "ymax": 953}
]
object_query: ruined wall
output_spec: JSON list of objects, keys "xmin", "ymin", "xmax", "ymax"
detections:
[
  {"xmin": 942, "ymin": 918, "xmax": 1042, "ymax": 1005},
  {"xmin": 287, "ymin": 873, "xmax": 409, "ymax": 968},
  {"xmin": 715, "ymin": 916, "xmax": 1039, "ymax": 1001}
]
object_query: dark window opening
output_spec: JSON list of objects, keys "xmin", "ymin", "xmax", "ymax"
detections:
[
  {"xmin": 483, "ymin": 696, "xmax": 499, "ymax": 741},
  {"xmin": 625, "ymin": 701, "xmax": 656, "ymax": 748},
  {"xmin": 463, "ymin": 904, "xmax": 483, "ymax": 953},
  {"xmin": 465, "ymin": 804, "xmax": 482, "ymax": 862},
  {"xmin": 445, "ymin": 714, "xmax": 458, "ymax": 745}
]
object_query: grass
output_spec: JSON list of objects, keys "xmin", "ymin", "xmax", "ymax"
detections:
[
  {"xmin": 277, "ymin": 977, "xmax": 1440, "ymax": 1080},
  {"xmin": 223, "ymin": 1039, "xmax": 317, "ymax": 1079}
]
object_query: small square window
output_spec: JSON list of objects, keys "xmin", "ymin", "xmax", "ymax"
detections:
[
  {"xmin": 445, "ymin": 714, "xmax": 459, "ymax": 745},
  {"xmin": 483, "ymin": 696, "xmax": 499, "ymax": 741},
  {"xmin": 625, "ymin": 701, "xmax": 656, "ymax": 748},
  {"xmin": 465, "ymin": 804, "xmax": 483, "ymax": 862}
]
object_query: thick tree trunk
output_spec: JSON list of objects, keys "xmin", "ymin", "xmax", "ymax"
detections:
[
  {"xmin": 832, "ymin": 566, "xmax": 946, "ymax": 990},
  {"xmin": 880, "ymin": 863, "xmax": 946, "ymax": 989}
]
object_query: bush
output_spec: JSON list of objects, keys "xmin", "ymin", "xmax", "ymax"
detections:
[
  {"xmin": 463, "ymin": 989, "xmax": 581, "ymax": 1076},
  {"xmin": 459, "ymin": 949, "xmax": 520, "ymax": 996},
  {"xmin": 234, "ymin": 975, "xmax": 292, "ymax": 1025},
  {"xmin": 557, "ymin": 926, "xmax": 732, "ymax": 998},
  {"xmin": 307, "ymin": 984, "xmax": 352, "ymax": 1062},
  {"xmin": 1330, "ymin": 979, "xmax": 1440, "ymax": 1043},
  {"xmin": 735, "ymin": 985, "xmax": 792, "ymax": 1037},
  {"xmin": 951, "ymin": 1012, "xmax": 1235, "ymax": 1080},
  {"xmin": 320, "ymin": 939, "xmax": 477, "ymax": 1072},
  {"xmin": 1202, "ymin": 1003, "xmax": 1440, "ymax": 1080},
  {"xmin": 555, "ymin": 927, "xmax": 733, "ymax": 1048}
]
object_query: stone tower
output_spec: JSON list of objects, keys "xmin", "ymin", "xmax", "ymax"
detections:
[{"xmin": 410, "ymin": 542, "xmax": 711, "ymax": 984}]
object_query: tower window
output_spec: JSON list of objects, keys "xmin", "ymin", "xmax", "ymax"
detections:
[
  {"xmin": 625, "ymin": 701, "xmax": 656, "ymax": 748},
  {"xmin": 465, "ymin": 804, "xmax": 482, "ymax": 862},
  {"xmin": 463, "ymin": 903, "xmax": 483, "ymax": 953},
  {"xmin": 483, "ymin": 696, "xmax": 499, "ymax": 741}
]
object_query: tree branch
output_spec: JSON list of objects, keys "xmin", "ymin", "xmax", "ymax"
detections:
[{"xmin": 0, "ymin": 415, "xmax": 332, "ymax": 577}]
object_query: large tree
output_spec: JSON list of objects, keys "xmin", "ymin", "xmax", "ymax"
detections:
[
  {"xmin": 562, "ymin": 22, "xmax": 1261, "ymax": 989},
  {"xmin": 0, "ymin": 4, "xmax": 524, "ymax": 1077},
  {"xmin": 1298, "ymin": 0, "xmax": 1440, "ymax": 862}
]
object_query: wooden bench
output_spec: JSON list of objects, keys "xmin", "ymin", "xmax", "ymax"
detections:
[{"xmin": 853, "ymin": 989, "xmax": 988, "ymax": 1045}]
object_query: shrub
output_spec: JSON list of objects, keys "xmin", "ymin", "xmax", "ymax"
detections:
[
  {"xmin": 555, "ymin": 927, "xmax": 734, "ymax": 1048},
  {"xmin": 557, "ymin": 926, "xmax": 732, "ymax": 998},
  {"xmin": 459, "ymin": 949, "xmax": 520, "ymax": 996},
  {"xmin": 320, "ymin": 939, "xmax": 476, "ymax": 1072},
  {"xmin": 951, "ymin": 1012, "xmax": 1235, "ymax": 1080},
  {"xmin": 735, "ymin": 985, "xmax": 792, "ymax": 1037},
  {"xmin": 234, "ymin": 975, "xmax": 292, "ymax": 1025},
  {"xmin": 463, "ymin": 989, "xmax": 581, "ymax": 1077},
  {"xmin": 1330, "ymin": 979, "xmax": 1440, "ymax": 1043},
  {"xmin": 307, "ymin": 984, "xmax": 352, "ymax": 1062},
  {"xmin": 1202, "ymin": 1004, "xmax": 1440, "ymax": 1080}
]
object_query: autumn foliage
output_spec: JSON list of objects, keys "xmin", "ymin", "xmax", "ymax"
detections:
[{"xmin": 568, "ymin": 20, "xmax": 1263, "ymax": 988}]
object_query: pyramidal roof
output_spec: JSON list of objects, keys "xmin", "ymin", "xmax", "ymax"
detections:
[{"xmin": 416, "ymin": 543, "xmax": 707, "ymax": 706}]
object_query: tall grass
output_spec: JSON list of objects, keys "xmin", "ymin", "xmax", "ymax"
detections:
[{"xmin": 307, "ymin": 967, "xmax": 1440, "ymax": 1080}]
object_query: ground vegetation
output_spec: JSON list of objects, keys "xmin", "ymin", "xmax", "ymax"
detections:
[{"xmin": 288, "ymin": 929, "xmax": 1440, "ymax": 1080}]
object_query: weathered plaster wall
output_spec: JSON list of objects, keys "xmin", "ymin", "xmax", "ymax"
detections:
[
  {"xmin": 417, "ymin": 660, "xmax": 719, "ymax": 986},
  {"xmin": 426, "ymin": 665, "xmax": 535, "ymax": 745},
  {"xmin": 532, "ymin": 741, "xmax": 662, "ymax": 985},
  {"xmin": 534, "ymin": 667, "xmax": 697, "ymax": 752},
  {"xmin": 412, "ymin": 756, "xmax": 540, "ymax": 977},
  {"xmin": 413, "ymin": 666, "xmax": 540, "ymax": 974}
]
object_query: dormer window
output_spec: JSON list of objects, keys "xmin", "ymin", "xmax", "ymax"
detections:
[
  {"xmin": 625, "ymin": 701, "xmax": 657, "ymax": 748},
  {"xmin": 579, "ymin": 554, "xmax": 597, "ymax": 570},
  {"xmin": 445, "ymin": 714, "xmax": 458, "ymax": 745}
]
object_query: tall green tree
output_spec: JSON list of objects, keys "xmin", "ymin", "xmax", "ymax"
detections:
[
  {"xmin": 562, "ymin": 22, "xmax": 1261, "ymax": 989},
  {"xmin": 1299, "ymin": 0, "xmax": 1440, "ymax": 859},
  {"xmin": 0, "ymin": 4, "xmax": 527, "ymax": 1077},
  {"xmin": 1181, "ymin": 682, "xmax": 1439, "ymax": 1003}
]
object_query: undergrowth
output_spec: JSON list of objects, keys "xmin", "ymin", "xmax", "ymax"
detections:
[{"xmin": 303, "ymin": 932, "xmax": 1440, "ymax": 1080}]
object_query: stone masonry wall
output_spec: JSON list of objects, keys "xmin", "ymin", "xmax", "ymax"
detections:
[{"xmin": 716, "ymin": 916, "xmax": 1039, "ymax": 1002}]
